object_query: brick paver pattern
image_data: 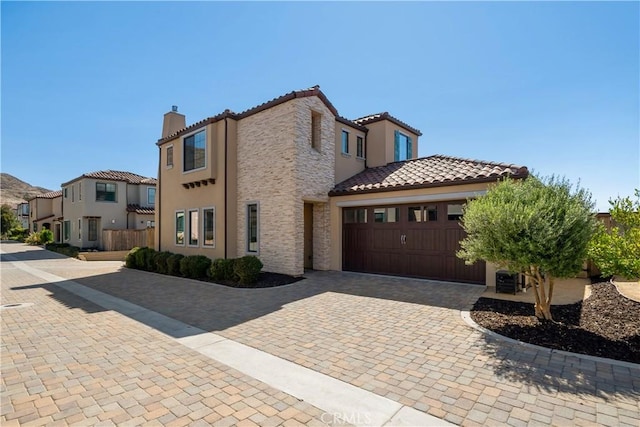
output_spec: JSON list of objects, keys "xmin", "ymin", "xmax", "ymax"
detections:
[
  {"xmin": 3, "ymin": 243, "xmax": 640, "ymax": 426},
  {"xmin": 1, "ymin": 246, "xmax": 329, "ymax": 426}
]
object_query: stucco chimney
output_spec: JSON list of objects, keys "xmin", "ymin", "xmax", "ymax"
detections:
[{"xmin": 162, "ymin": 106, "xmax": 186, "ymax": 139}]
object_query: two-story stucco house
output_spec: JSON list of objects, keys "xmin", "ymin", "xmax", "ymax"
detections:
[
  {"xmin": 156, "ymin": 85, "xmax": 530, "ymax": 285},
  {"xmin": 60, "ymin": 171, "xmax": 156, "ymax": 249},
  {"xmin": 28, "ymin": 191, "xmax": 63, "ymax": 237}
]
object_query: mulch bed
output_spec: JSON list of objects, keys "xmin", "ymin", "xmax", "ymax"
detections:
[
  {"xmin": 209, "ymin": 272, "xmax": 304, "ymax": 289},
  {"xmin": 470, "ymin": 281, "xmax": 640, "ymax": 364}
]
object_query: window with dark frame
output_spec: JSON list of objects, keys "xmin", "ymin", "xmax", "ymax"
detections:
[
  {"xmin": 374, "ymin": 207, "xmax": 399, "ymax": 223},
  {"xmin": 356, "ymin": 136, "xmax": 364, "ymax": 158},
  {"xmin": 341, "ymin": 130, "xmax": 349, "ymax": 154},
  {"xmin": 175, "ymin": 211, "xmax": 185, "ymax": 245},
  {"xmin": 88, "ymin": 218, "xmax": 98, "ymax": 241},
  {"xmin": 167, "ymin": 146, "xmax": 174, "ymax": 167},
  {"xmin": 447, "ymin": 204, "xmax": 464, "ymax": 221},
  {"xmin": 96, "ymin": 182, "xmax": 117, "ymax": 202},
  {"xmin": 184, "ymin": 131, "xmax": 206, "ymax": 171},
  {"xmin": 188, "ymin": 210, "xmax": 199, "ymax": 246},
  {"xmin": 247, "ymin": 203, "xmax": 258, "ymax": 253},
  {"xmin": 203, "ymin": 208, "xmax": 215, "ymax": 247},
  {"xmin": 63, "ymin": 220, "xmax": 70, "ymax": 241},
  {"xmin": 344, "ymin": 208, "xmax": 368, "ymax": 224}
]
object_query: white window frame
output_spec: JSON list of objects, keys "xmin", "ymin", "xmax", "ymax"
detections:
[
  {"xmin": 202, "ymin": 207, "xmax": 216, "ymax": 248},
  {"xmin": 182, "ymin": 129, "xmax": 206, "ymax": 174},
  {"xmin": 246, "ymin": 201, "xmax": 259, "ymax": 254},
  {"xmin": 188, "ymin": 209, "xmax": 199, "ymax": 247},
  {"xmin": 175, "ymin": 210, "xmax": 185, "ymax": 246}
]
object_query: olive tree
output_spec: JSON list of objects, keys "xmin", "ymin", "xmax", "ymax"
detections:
[
  {"xmin": 457, "ymin": 176, "xmax": 596, "ymax": 320},
  {"xmin": 588, "ymin": 190, "xmax": 640, "ymax": 280}
]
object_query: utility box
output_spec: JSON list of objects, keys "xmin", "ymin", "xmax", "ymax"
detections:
[{"xmin": 496, "ymin": 271, "xmax": 519, "ymax": 294}]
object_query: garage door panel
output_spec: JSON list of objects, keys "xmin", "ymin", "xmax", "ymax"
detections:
[
  {"xmin": 405, "ymin": 228, "xmax": 441, "ymax": 252},
  {"xmin": 372, "ymin": 228, "xmax": 402, "ymax": 250}
]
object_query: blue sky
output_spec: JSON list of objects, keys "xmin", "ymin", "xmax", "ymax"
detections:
[{"xmin": 2, "ymin": 1, "xmax": 638, "ymax": 211}]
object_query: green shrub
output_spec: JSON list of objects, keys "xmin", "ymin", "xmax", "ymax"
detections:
[
  {"xmin": 167, "ymin": 253, "xmax": 184, "ymax": 276},
  {"xmin": 154, "ymin": 251, "xmax": 173, "ymax": 274},
  {"xmin": 132, "ymin": 247, "xmax": 156, "ymax": 271},
  {"xmin": 8, "ymin": 227, "xmax": 29, "ymax": 242},
  {"xmin": 24, "ymin": 232, "xmax": 41, "ymax": 245},
  {"xmin": 126, "ymin": 247, "xmax": 141, "ymax": 269},
  {"xmin": 180, "ymin": 255, "xmax": 212, "ymax": 279},
  {"xmin": 39, "ymin": 229, "xmax": 53, "ymax": 245},
  {"xmin": 45, "ymin": 243, "xmax": 79, "ymax": 258},
  {"xmin": 208, "ymin": 258, "xmax": 237, "ymax": 281},
  {"xmin": 233, "ymin": 256, "xmax": 263, "ymax": 285}
]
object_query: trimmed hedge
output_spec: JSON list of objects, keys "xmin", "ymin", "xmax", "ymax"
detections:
[
  {"xmin": 45, "ymin": 243, "xmax": 80, "ymax": 258},
  {"xmin": 233, "ymin": 256, "xmax": 263, "ymax": 285},
  {"xmin": 208, "ymin": 258, "xmax": 237, "ymax": 281},
  {"xmin": 167, "ymin": 253, "xmax": 184, "ymax": 276},
  {"xmin": 154, "ymin": 251, "xmax": 173, "ymax": 274},
  {"xmin": 180, "ymin": 255, "xmax": 212, "ymax": 279},
  {"xmin": 125, "ymin": 247, "xmax": 141, "ymax": 268}
]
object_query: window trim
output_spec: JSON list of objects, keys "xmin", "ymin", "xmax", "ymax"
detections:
[
  {"xmin": 147, "ymin": 187, "xmax": 156, "ymax": 205},
  {"xmin": 182, "ymin": 129, "xmax": 207, "ymax": 174},
  {"xmin": 63, "ymin": 220, "xmax": 71, "ymax": 241},
  {"xmin": 88, "ymin": 218, "xmax": 98, "ymax": 242},
  {"xmin": 175, "ymin": 210, "xmax": 185, "ymax": 246},
  {"xmin": 356, "ymin": 135, "xmax": 365, "ymax": 159},
  {"xmin": 187, "ymin": 208, "xmax": 199, "ymax": 247},
  {"xmin": 202, "ymin": 207, "xmax": 216, "ymax": 248},
  {"xmin": 166, "ymin": 144, "xmax": 174, "ymax": 168},
  {"xmin": 394, "ymin": 130, "xmax": 413, "ymax": 162},
  {"xmin": 96, "ymin": 182, "xmax": 117, "ymax": 203},
  {"xmin": 246, "ymin": 202, "xmax": 259, "ymax": 254},
  {"xmin": 341, "ymin": 129, "xmax": 350, "ymax": 155}
]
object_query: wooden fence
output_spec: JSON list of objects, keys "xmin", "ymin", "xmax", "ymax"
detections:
[{"xmin": 102, "ymin": 228, "xmax": 154, "ymax": 251}]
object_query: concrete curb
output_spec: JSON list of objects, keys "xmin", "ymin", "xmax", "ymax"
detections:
[{"xmin": 460, "ymin": 310, "xmax": 640, "ymax": 370}]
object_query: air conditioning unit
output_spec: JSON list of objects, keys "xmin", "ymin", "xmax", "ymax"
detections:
[{"xmin": 496, "ymin": 271, "xmax": 519, "ymax": 295}]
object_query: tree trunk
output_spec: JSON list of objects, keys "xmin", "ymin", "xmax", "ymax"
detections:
[{"xmin": 529, "ymin": 266, "xmax": 554, "ymax": 321}]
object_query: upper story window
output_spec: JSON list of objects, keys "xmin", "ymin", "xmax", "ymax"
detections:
[
  {"xmin": 64, "ymin": 188, "xmax": 68, "ymax": 198},
  {"xmin": 311, "ymin": 112, "xmax": 321, "ymax": 151},
  {"xmin": 167, "ymin": 145, "xmax": 174, "ymax": 167},
  {"xmin": 356, "ymin": 136, "xmax": 364, "ymax": 158},
  {"xmin": 184, "ymin": 131, "xmax": 206, "ymax": 172},
  {"xmin": 394, "ymin": 130, "xmax": 413, "ymax": 162},
  {"xmin": 96, "ymin": 182, "xmax": 117, "ymax": 202},
  {"xmin": 341, "ymin": 130, "xmax": 349, "ymax": 154},
  {"xmin": 147, "ymin": 187, "xmax": 156, "ymax": 205}
]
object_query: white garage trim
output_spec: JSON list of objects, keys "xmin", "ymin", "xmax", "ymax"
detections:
[{"xmin": 334, "ymin": 190, "xmax": 487, "ymax": 208}]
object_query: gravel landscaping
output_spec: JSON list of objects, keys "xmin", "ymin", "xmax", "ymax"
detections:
[{"xmin": 471, "ymin": 281, "xmax": 640, "ymax": 364}]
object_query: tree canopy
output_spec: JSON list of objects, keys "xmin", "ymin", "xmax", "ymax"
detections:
[{"xmin": 458, "ymin": 176, "xmax": 597, "ymax": 320}]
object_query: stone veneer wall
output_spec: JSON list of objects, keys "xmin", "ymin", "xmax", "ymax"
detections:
[{"xmin": 236, "ymin": 96, "xmax": 335, "ymax": 276}]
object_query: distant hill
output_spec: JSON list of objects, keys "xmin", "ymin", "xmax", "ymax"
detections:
[{"xmin": 0, "ymin": 173, "xmax": 53, "ymax": 208}]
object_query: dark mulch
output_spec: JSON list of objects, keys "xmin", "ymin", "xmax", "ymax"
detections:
[
  {"xmin": 208, "ymin": 272, "xmax": 304, "ymax": 289},
  {"xmin": 471, "ymin": 282, "xmax": 640, "ymax": 364}
]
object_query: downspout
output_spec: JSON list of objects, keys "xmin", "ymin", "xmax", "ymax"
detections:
[{"xmin": 224, "ymin": 117, "xmax": 228, "ymax": 259}]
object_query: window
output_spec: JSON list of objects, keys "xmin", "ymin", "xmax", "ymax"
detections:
[
  {"xmin": 356, "ymin": 136, "xmax": 364, "ymax": 158},
  {"xmin": 147, "ymin": 188, "xmax": 156, "ymax": 205},
  {"xmin": 88, "ymin": 218, "xmax": 98, "ymax": 241},
  {"xmin": 341, "ymin": 130, "xmax": 349, "ymax": 154},
  {"xmin": 447, "ymin": 204, "xmax": 464, "ymax": 221},
  {"xmin": 408, "ymin": 205, "xmax": 438, "ymax": 222},
  {"xmin": 63, "ymin": 220, "xmax": 71, "ymax": 241},
  {"xmin": 247, "ymin": 203, "xmax": 259, "ymax": 253},
  {"xmin": 394, "ymin": 130, "xmax": 413, "ymax": 161},
  {"xmin": 184, "ymin": 131, "xmax": 206, "ymax": 171},
  {"xmin": 374, "ymin": 207, "xmax": 399, "ymax": 223},
  {"xmin": 188, "ymin": 209, "xmax": 199, "ymax": 246},
  {"xmin": 78, "ymin": 219, "xmax": 82, "ymax": 240},
  {"xmin": 203, "ymin": 208, "xmax": 215, "ymax": 247},
  {"xmin": 311, "ymin": 112, "xmax": 321, "ymax": 150},
  {"xmin": 33, "ymin": 223, "xmax": 37, "ymax": 232},
  {"xmin": 167, "ymin": 145, "xmax": 174, "ymax": 167},
  {"xmin": 344, "ymin": 208, "xmax": 368, "ymax": 224},
  {"xmin": 96, "ymin": 182, "xmax": 117, "ymax": 202},
  {"xmin": 64, "ymin": 188, "xmax": 68, "ymax": 198},
  {"xmin": 175, "ymin": 211, "xmax": 185, "ymax": 245}
]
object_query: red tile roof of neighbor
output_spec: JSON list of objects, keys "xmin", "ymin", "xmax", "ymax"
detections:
[
  {"xmin": 126, "ymin": 204, "xmax": 155, "ymax": 215},
  {"xmin": 329, "ymin": 155, "xmax": 529, "ymax": 196},
  {"xmin": 33, "ymin": 190, "xmax": 63, "ymax": 199},
  {"xmin": 157, "ymin": 85, "xmax": 416, "ymax": 144},
  {"xmin": 62, "ymin": 171, "xmax": 157, "ymax": 186}
]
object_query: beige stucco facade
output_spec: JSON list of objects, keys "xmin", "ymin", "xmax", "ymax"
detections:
[
  {"xmin": 364, "ymin": 120, "xmax": 420, "ymax": 168},
  {"xmin": 28, "ymin": 194, "xmax": 62, "ymax": 235}
]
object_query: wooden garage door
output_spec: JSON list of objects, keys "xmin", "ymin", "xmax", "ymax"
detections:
[{"xmin": 343, "ymin": 201, "xmax": 485, "ymax": 284}]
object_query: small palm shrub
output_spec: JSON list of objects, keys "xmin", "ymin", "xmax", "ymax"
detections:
[
  {"xmin": 180, "ymin": 255, "xmax": 212, "ymax": 279},
  {"xmin": 167, "ymin": 253, "xmax": 184, "ymax": 276},
  {"xmin": 233, "ymin": 256, "xmax": 263, "ymax": 285}
]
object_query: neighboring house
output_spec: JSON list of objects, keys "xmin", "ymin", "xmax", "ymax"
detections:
[
  {"xmin": 15, "ymin": 202, "xmax": 30, "ymax": 229},
  {"xmin": 155, "ymin": 85, "xmax": 532, "ymax": 285},
  {"xmin": 27, "ymin": 191, "xmax": 63, "ymax": 239},
  {"xmin": 60, "ymin": 171, "xmax": 156, "ymax": 249}
]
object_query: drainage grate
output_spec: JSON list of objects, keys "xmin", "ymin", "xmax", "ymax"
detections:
[{"xmin": 1, "ymin": 303, "xmax": 34, "ymax": 309}]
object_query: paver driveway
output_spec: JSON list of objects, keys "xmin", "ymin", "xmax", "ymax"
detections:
[{"xmin": 2, "ymin": 243, "xmax": 640, "ymax": 426}]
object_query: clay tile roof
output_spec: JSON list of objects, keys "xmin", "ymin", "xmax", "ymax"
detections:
[
  {"xmin": 34, "ymin": 190, "xmax": 63, "ymax": 199},
  {"xmin": 126, "ymin": 204, "xmax": 155, "ymax": 215},
  {"xmin": 353, "ymin": 112, "xmax": 422, "ymax": 136},
  {"xmin": 62, "ymin": 170, "xmax": 156, "ymax": 186},
  {"xmin": 329, "ymin": 154, "xmax": 529, "ymax": 196},
  {"xmin": 157, "ymin": 85, "xmax": 341, "ymax": 145}
]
